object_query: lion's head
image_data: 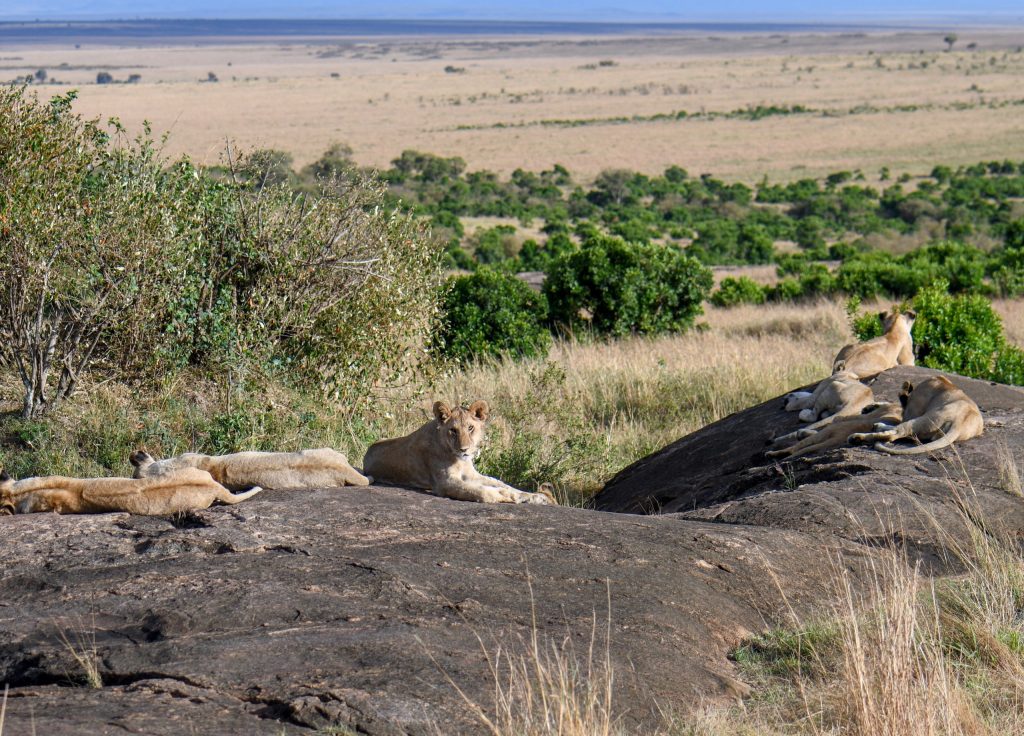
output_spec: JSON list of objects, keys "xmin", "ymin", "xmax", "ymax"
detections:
[
  {"xmin": 880, "ymin": 308, "xmax": 916, "ymax": 334},
  {"xmin": 432, "ymin": 400, "xmax": 489, "ymax": 462}
]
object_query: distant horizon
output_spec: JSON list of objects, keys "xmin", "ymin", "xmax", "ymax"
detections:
[{"xmin": 4, "ymin": 0, "xmax": 1024, "ymax": 26}]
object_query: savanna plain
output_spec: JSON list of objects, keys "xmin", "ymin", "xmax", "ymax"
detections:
[{"xmin": 4, "ymin": 21, "xmax": 1024, "ymax": 736}]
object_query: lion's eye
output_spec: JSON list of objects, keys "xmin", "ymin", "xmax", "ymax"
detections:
[
  {"xmin": 468, "ymin": 426, "xmax": 475, "ymax": 433},
  {"xmin": 450, "ymin": 429, "xmax": 457, "ymax": 435}
]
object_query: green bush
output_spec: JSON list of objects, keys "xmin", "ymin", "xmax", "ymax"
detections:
[
  {"xmin": 433, "ymin": 269, "xmax": 551, "ymax": 363},
  {"xmin": 0, "ymin": 86, "xmax": 443, "ymax": 416},
  {"xmin": 544, "ymin": 234, "xmax": 712, "ymax": 337},
  {"xmin": 711, "ymin": 276, "xmax": 767, "ymax": 307},
  {"xmin": 910, "ymin": 282, "xmax": 1019, "ymax": 383}
]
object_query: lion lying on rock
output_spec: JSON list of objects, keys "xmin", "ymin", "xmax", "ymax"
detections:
[
  {"xmin": 833, "ymin": 309, "xmax": 916, "ymax": 379},
  {"xmin": 363, "ymin": 400, "xmax": 554, "ymax": 505},
  {"xmin": 850, "ymin": 375, "xmax": 983, "ymax": 455},
  {"xmin": 130, "ymin": 448, "xmax": 370, "ymax": 491},
  {"xmin": 767, "ymin": 402, "xmax": 903, "ymax": 460},
  {"xmin": 782, "ymin": 367, "xmax": 874, "ymax": 424},
  {"xmin": 0, "ymin": 468, "xmax": 261, "ymax": 516}
]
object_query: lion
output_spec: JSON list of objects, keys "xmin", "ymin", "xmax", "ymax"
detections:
[
  {"xmin": 781, "ymin": 367, "xmax": 874, "ymax": 424},
  {"xmin": 832, "ymin": 309, "xmax": 916, "ymax": 379},
  {"xmin": 767, "ymin": 402, "xmax": 903, "ymax": 460},
  {"xmin": 849, "ymin": 375, "xmax": 983, "ymax": 455},
  {"xmin": 362, "ymin": 400, "xmax": 554, "ymax": 505},
  {"xmin": 0, "ymin": 467, "xmax": 261, "ymax": 516},
  {"xmin": 129, "ymin": 447, "xmax": 370, "ymax": 491}
]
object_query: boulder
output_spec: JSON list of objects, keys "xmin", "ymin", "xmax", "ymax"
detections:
[
  {"xmin": 2, "ymin": 484, "xmax": 881, "ymax": 734},
  {"xmin": 595, "ymin": 366, "xmax": 1024, "ymax": 570}
]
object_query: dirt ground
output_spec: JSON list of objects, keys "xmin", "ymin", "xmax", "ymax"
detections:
[{"xmin": 7, "ymin": 27, "xmax": 1024, "ymax": 182}]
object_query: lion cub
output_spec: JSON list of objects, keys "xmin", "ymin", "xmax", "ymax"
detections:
[
  {"xmin": 363, "ymin": 400, "xmax": 554, "ymax": 505},
  {"xmin": 130, "ymin": 448, "xmax": 370, "ymax": 491},
  {"xmin": 833, "ymin": 309, "xmax": 916, "ymax": 379},
  {"xmin": 782, "ymin": 368, "xmax": 874, "ymax": 424},
  {"xmin": 767, "ymin": 402, "xmax": 903, "ymax": 460},
  {"xmin": 850, "ymin": 376, "xmax": 983, "ymax": 455},
  {"xmin": 0, "ymin": 468, "xmax": 261, "ymax": 516}
]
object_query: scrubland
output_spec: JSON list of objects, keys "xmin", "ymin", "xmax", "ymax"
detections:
[{"xmin": 9, "ymin": 28, "xmax": 1024, "ymax": 181}]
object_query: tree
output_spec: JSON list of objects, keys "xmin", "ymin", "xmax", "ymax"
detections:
[
  {"xmin": 96, "ymin": 71, "xmax": 113, "ymax": 84},
  {"xmin": 34, "ymin": 69, "xmax": 46, "ymax": 83},
  {"xmin": 944, "ymin": 33, "xmax": 958, "ymax": 52}
]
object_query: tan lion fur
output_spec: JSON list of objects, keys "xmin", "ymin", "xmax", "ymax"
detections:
[
  {"xmin": 833, "ymin": 309, "xmax": 916, "ymax": 379},
  {"xmin": 0, "ymin": 468, "xmax": 261, "ymax": 516},
  {"xmin": 850, "ymin": 376, "xmax": 983, "ymax": 455},
  {"xmin": 362, "ymin": 400, "xmax": 554, "ymax": 505},
  {"xmin": 767, "ymin": 402, "xmax": 903, "ymax": 460},
  {"xmin": 130, "ymin": 448, "xmax": 370, "ymax": 491},
  {"xmin": 781, "ymin": 369, "xmax": 875, "ymax": 424}
]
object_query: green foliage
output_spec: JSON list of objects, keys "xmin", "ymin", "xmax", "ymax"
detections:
[
  {"xmin": 433, "ymin": 269, "xmax": 551, "ymax": 363},
  {"xmin": 911, "ymin": 282, "xmax": 1023, "ymax": 384},
  {"xmin": 0, "ymin": 86, "xmax": 444, "ymax": 417},
  {"xmin": 711, "ymin": 276, "xmax": 767, "ymax": 307},
  {"xmin": 544, "ymin": 234, "xmax": 713, "ymax": 337}
]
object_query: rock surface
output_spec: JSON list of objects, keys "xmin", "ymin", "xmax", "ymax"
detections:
[
  {"xmin": 2, "ymin": 366, "xmax": 1021, "ymax": 734},
  {"xmin": 595, "ymin": 366, "xmax": 1024, "ymax": 570},
  {"xmin": 1, "ymin": 483, "xmax": 879, "ymax": 735}
]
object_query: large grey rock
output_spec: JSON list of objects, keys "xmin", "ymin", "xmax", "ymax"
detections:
[
  {"xmin": 594, "ymin": 367, "xmax": 1024, "ymax": 569},
  {"xmin": 1, "ymin": 484, "xmax": 881, "ymax": 735}
]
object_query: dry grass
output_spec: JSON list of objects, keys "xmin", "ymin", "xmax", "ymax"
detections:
[
  {"xmin": 10, "ymin": 29, "xmax": 1024, "ymax": 181},
  {"xmin": 55, "ymin": 618, "xmax": 103, "ymax": 689},
  {"xmin": 452, "ymin": 489, "xmax": 1024, "ymax": 735}
]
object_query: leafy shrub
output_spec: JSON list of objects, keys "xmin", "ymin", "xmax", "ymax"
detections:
[
  {"xmin": 544, "ymin": 234, "xmax": 712, "ymax": 337},
  {"xmin": 910, "ymin": 282, "xmax": 1019, "ymax": 384},
  {"xmin": 433, "ymin": 269, "xmax": 551, "ymax": 363},
  {"xmin": 711, "ymin": 276, "xmax": 767, "ymax": 307},
  {"xmin": 0, "ymin": 87, "xmax": 444, "ymax": 416}
]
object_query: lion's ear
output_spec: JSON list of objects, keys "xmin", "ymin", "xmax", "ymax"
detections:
[
  {"xmin": 129, "ymin": 450, "xmax": 149, "ymax": 468},
  {"xmin": 0, "ymin": 469, "xmax": 10, "ymax": 482},
  {"xmin": 904, "ymin": 310, "xmax": 917, "ymax": 321},
  {"xmin": 833, "ymin": 359, "xmax": 847, "ymax": 373},
  {"xmin": 878, "ymin": 310, "xmax": 887, "ymax": 323},
  {"xmin": 433, "ymin": 401, "xmax": 452, "ymax": 423},
  {"xmin": 468, "ymin": 400, "xmax": 490, "ymax": 421},
  {"xmin": 902, "ymin": 381, "xmax": 914, "ymax": 392}
]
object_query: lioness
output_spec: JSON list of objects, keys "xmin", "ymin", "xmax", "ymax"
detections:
[
  {"xmin": 767, "ymin": 402, "xmax": 903, "ymax": 460},
  {"xmin": 833, "ymin": 309, "xmax": 916, "ymax": 379},
  {"xmin": 130, "ymin": 448, "xmax": 370, "ymax": 491},
  {"xmin": 363, "ymin": 400, "xmax": 554, "ymax": 505},
  {"xmin": 850, "ymin": 376, "xmax": 983, "ymax": 455},
  {"xmin": 782, "ymin": 368, "xmax": 874, "ymax": 424},
  {"xmin": 0, "ymin": 468, "xmax": 261, "ymax": 516}
]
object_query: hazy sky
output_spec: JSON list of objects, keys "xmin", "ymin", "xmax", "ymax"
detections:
[{"xmin": 5, "ymin": 1, "xmax": 1024, "ymax": 23}]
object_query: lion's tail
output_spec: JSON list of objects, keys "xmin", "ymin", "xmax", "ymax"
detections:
[
  {"xmin": 222, "ymin": 486, "xmax": 263, "ymax": 504},
  {"xmin": 874, "ymin": 430, "xmax": 960, "ymax": 456}
]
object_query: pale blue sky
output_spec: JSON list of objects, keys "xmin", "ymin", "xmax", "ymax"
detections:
[{"xmin": 4, "ymin": 1, "xmax": 1023, "ymax": 23}]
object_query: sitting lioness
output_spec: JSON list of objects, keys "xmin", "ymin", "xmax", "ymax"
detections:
[
  {"xmin": 833, "ymin": 309, "xmax": 916, "ymax": 379},
  {"xmin": 0, "ymin": 468, "xmax": 261, "ymax": 516},
  {"xmin": 130, "ymin": 448, "xmax": 370, "ymax": 491},
  {"xmin": 363, "ymin": 400, "xmax": 554, "ymax": 505},
  {"xmin": 850, "ymin": 376, "xmax": 983, "ymax": 455},
  {"xmin": 782, "ymin": 367, "xmax": 874, "ymax": 424},
  {"xmin": 767, "ymin": 402, "xmax": 903, "ymax": 460}
]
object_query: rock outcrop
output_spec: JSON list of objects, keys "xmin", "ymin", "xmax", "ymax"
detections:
[{"xmin": 595, "ymin": 366, "xmax": 1024, "ymax": 570}]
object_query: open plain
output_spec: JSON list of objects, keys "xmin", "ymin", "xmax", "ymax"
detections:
[{"xmin": 6, "ymin": 23, "xmax": 1024, "ymax": 181}]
